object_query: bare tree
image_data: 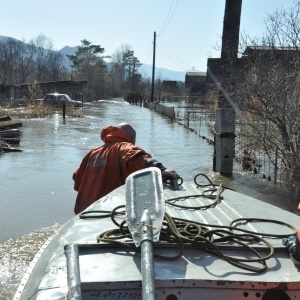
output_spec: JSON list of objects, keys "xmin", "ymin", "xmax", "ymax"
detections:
[
  {"xmin": 110, "ymin": 44, "xmax": 131, "ymax": 94},
  {"xmin": 91, "ymin": 60, "xmax": 109, "ymax": 99},
  {"xmin": 0, "ymin": 38, "xmax": 18, "ymax": 85},
  {"xmin": 47, "ymin": 51, "xmax": 68, "ymax": 81},
  {"xmin": 14, "ymin": 40, "xmax": 36, "ymax": 84},
  {"xmin": 32, "ymin": 34, "xmax": 53, "ymax": 81},
  {"xmin": 26, "ymin": 81, "xmax": 42, "ymax": 101},
  {"xmin": 122, "ymin": 49, "xmax": 141, "ymax": 93},
  {"xmin": 0, "ymin": 34, "xmax": 69, "ymax": 87},
  {"xmin": 233, "ymin": 1, "xmax": 300, "ymax": 197},
  {"xmin": 109, "ymin": 50, "xmax": 123, "ymax": 97}
]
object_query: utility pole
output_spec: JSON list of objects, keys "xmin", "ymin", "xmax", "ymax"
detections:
[{"xmin": 151, "ymin": 32, "xmax": 156, "ymax": 105}]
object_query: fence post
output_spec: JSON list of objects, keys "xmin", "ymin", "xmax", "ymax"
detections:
[{"xmin": 63, "ymin": 102, "xmax": 66, "ymax": 119}]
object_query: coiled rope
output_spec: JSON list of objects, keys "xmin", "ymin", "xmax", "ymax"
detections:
[{"xmin": 79, "ymin": 174, "xmax": 297, "ymax": 273}]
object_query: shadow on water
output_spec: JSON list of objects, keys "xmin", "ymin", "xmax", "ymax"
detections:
[{"xmin": 0, "ymin": 99, "xmax": 297, "ymax": 299}]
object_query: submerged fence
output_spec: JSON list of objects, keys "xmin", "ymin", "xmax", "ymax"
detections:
[
  {"xmin": 128, "ymin": 98, "xmax": 288, "ymax": 188},
  {"xmin": 143, "ymin": 101, "xmax": 175, "ymax": 120}
]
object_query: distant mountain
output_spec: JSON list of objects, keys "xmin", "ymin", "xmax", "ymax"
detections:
[
  {"xmin": 59, "ymin": 46, "xmax": 78, "ymax": 56},
  {"xmin": 58, "ymin": 46, "xmax": 78, "ymax": 69},
  {"xmin": 0, "ymin": 35, "xmax": 188, "ymax": 82},
  {"xmin": 0, "ymin": 35, "xmax": 23, "ymax": 43},
  {"xmin": 58, "ymin": 46, "xmax": 187, "ymax": 82},
  {"xmin": 139, "ymin": 64, "xmax": 186, "ymax": 82}
]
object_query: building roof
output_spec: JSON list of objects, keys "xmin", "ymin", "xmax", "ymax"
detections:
[
  {"xmin": 243, "ymin": 46, "xmax": 298, "ymax": 55},
  {"xmin": 186, "ymin": 72, "xmax": 207, "ymax": 77}
]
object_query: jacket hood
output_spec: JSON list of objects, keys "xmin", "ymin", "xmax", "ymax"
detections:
[{"xmin": 100, "ymin": 126, "xmax": 132, "ymax": 143}]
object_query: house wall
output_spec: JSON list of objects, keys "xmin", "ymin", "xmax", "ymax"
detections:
[{"xmin": 20, "ymin": 80, "xmax": 88, "ymax": 101}]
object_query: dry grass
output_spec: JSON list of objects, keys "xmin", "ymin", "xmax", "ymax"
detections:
[{"xmin": 0, "ymin": 102, "xmax": 83, "ymax": 118}]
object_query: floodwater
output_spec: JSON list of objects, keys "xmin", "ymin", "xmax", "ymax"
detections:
[{"xmin": 0, "ymin": 99, "xmax": 296, "ymax": 299}]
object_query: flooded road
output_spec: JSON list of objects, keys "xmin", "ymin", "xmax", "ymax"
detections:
[{"xmin": 0, "ymin": 99, "xmax": 295, "ymax": 299}]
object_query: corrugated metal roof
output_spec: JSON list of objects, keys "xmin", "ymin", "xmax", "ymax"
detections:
[
  {"xmin": 186, "ymin": 72, "xmax": 207, "ymax": 77},
  {"xmin": 244, "ymin": 46, "xmax": 298, "ymax": 55}
]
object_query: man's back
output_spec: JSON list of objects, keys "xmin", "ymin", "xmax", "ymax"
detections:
[{"xmin": 73, "ymin": 125, "xmax": 151, "ymax": 214}]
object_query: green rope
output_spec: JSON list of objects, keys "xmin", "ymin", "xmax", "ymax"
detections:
[
  {"xmin": 78, "ymin": 174, "xmax": 297, "ymax": 273},
  {"xmin": 165, "ymin": 183, "xmax": 223, "ymax": 209},
  {"xmin": 81, "ymin": 208, "xmax": 296, "ymax": 273}
]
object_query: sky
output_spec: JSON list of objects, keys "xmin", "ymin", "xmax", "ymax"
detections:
[{"xmin": 0, "ymin": 0, "xmax": 296, "ymax": 72}]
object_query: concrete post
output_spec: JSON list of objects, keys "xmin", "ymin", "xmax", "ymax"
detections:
[{"xmin": 214, "ymin": 108, "xmax": 235, "ymax": 175}]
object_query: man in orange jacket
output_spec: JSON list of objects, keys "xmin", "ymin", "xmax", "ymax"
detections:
[{"xmin": 73, "ymin": 123, "xmax": 179, "ymax": 214}]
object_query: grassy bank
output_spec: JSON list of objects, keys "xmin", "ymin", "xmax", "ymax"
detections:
[{"xmin": 0, "ymin": 102, "xmax": 83, "ymax": 118}]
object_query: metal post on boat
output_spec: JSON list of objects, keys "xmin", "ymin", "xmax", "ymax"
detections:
[
  {"xmin": 141, "ymin": 214, "xmax": 155, "ymax": 299},
  {"xmin": 125, "ymin": 167, "xmax": 165, "ymax": 300},
  {"xmin": 65, "ymin": 243, "xmax": 82, "ymax": 300}
]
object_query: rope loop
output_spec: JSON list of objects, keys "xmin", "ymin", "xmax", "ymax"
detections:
[{"xmin": 81, "ymin": 174, "xmax": 297, "ymax": 273}]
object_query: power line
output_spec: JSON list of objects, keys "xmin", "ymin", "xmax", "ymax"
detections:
[
  {"xmin": 142, "ymin": 0, "xmax": 196, "ymax": 71},
  {"xmin": 141, "ymin": 44, "xmax": 154, "ymax": 67},
  {"xmin": 156, "ymin": 0, "xmax": 201, "ymax": 71},
  {"xmin": 158, "ymin": 0, "xmax": 175, "ymax": 37},
  {"xmin": 156, "ymin": 43, "xmax": 191, "ymax": 71},
  {"xmin": 157, "ymin": 38, "xmax": 194, "ymax": 70},
  {"xmin": 158, "ymin": 0, "xmax": 180, "ymax": 38}
]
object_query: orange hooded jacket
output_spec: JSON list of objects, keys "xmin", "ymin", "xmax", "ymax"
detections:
[{"xmin": 73, "ymin": 125, "xmax": 152, "ymax": 214}]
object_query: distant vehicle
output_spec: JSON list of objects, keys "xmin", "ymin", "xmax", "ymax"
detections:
[{"xmin": 39, "ymin": 93, "xmax": 82, "ymax": 108}]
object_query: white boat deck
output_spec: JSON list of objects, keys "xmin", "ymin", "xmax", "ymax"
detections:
[{"xmin": 14, "ymin": 178, "xmax": 300, "ymax": 300}]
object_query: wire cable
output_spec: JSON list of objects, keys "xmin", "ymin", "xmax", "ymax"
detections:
[{"xmin": 158, "ymin": 0, "xmax": 180, "ymax": 38}]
